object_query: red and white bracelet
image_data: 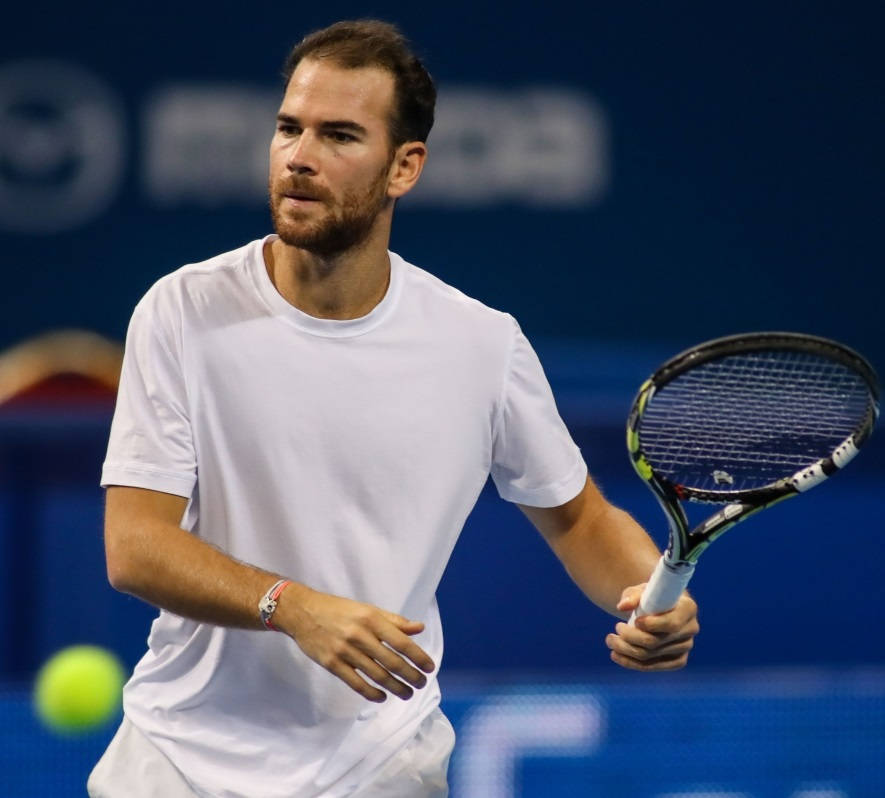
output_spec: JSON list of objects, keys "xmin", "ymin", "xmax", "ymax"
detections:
[{"xmin": 258, "ymin": 578, "xmax": 292, "ymax": 631}]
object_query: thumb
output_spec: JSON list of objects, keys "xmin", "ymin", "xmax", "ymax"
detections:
[{"xmin": 616, "ymin": 583, "xmax": 646, "ymax": 613}]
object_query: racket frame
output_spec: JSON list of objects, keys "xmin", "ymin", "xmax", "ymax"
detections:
[{"xmin": 625, "ymin": 331, "xmax": 879, "ymax": 619}]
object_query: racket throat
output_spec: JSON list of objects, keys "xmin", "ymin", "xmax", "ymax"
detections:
[{"xmin": 658, "ymin": 556, "xmax": 695, "ymax": 578}]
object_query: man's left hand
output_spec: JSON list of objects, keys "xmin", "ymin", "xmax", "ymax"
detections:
[{"xmin": 605, "ymin": 585, "xmax": 699, "ymax": 671}]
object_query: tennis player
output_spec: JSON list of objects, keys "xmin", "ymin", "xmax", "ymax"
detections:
[{"xmin": 88, "ymin": 19, "xmax": 698, "ymax": 798}]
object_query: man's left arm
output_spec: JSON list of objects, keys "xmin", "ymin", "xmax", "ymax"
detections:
[{"xmin": 519, "ymin": 476, "xmax": 699, "ymax": 671}]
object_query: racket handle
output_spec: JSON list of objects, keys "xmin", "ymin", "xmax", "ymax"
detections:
[{"xmin": 628, "ymin": 557, "xmax": 695, "ymax": 626}]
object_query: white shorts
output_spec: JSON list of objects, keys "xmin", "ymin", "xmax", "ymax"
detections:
[{"xmin": 87, "ymin": 709, "xmax": 455, "ymax": 798}]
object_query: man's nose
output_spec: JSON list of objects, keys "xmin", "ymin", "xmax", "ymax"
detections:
[{"xmin": 286, "ymin": 131, "xmax": 319, "ymax": 174}]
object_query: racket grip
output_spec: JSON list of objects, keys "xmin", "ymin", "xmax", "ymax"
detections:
[{"xmin": 628, "ymin": 557, "xmax": 695, "ymax": 626}]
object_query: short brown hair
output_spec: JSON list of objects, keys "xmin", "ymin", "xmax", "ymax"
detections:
[{"xmin": 282, "ymin": 20, "xmax": 436, "ymax": 147}]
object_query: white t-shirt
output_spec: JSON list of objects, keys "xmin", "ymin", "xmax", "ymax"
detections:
[{"xmin": 102, "ymin": 236, "xmax": 587, "ymax": 798}]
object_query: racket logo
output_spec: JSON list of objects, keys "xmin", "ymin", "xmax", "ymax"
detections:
[{"xmin": 712, "ymin": 470, "xmax": 734, "ymax": 486}]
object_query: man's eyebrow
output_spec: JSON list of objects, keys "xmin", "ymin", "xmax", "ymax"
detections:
[
  {"xmin": 275, "ymin": 114, "xmax": 367, "ymax": 136},
  {"xmin": 319, "ymin": 120, "xmax": 368, "ymax": 136}
]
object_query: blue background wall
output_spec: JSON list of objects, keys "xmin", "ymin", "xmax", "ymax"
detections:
[
  {"xmin": 2, "ymin": 2, "xmax": 883, "ymax": 370},
  {"xmin": 1, "ymin": 2, "xmax": 884, "ymax": 795}
]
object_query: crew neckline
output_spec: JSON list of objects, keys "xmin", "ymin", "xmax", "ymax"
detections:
[{"xmin": 248, "ymin": 235, "xmax": 404, "ymax": 338}]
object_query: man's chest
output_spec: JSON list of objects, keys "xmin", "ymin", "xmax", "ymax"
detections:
[{"xmin": 184, "ymin": 322, "xmax": 499, "ymax": 480}]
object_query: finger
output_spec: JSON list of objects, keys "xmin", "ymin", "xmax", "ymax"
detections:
[
  {"xmin": 613, "ymin": 621, "xmax": 661, "ymax": 649},
  {"xmin": 387, "ymin": 636, "xmax": 435, "ymax": 674},
  {"xmin": 349, "ymin": 629, "xmax": 428, "ymax": 688},
  {"xmin": 380, "ymin": 610, "xmax": 425, "ymax": 634},
  {"xmin": 355, "ymin": 639, "xmax": 428, "ymax": 689},
  {"xmin": 634, "ymin": 611, "xmax": 700, "ymax": 638},
  {"xmin": 616, "ymin": 584, "xmax": 645, "ymax": 613},
  {"xmin": 610, "ymin": 649, "xmax": 690, "ymax": 672},
  {"xmin": 606, "ymin": 631, "xmax": 695, "ymax": 662},
  {"xmin": 634, "ymin": 593, "xmax": 698, "ymax": 628},
  {"xmin": 371, "ymin": 622, "xmax": 436, "ymax": 674},
  {"xmin": 337, "ymin": 611, "xmax": 428, "ymax": 668},
  {"xmin": 614, "ymin": 621, "xmax": 697, "ymax": 649},
  {"xmin": 325, "ymin": 659, "xmax": 387, "ymax": 703},
  {"xmin": 339, "ymin": 612, "xmax": 434, "ymax": 677},
  {"xmin": 343, "ymin": 650, "xmax": 415, "ymax": 700}
]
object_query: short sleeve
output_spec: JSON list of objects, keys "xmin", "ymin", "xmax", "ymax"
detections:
[
  {"xmin": 490, "ymin": 319, "xmax": 587, "ymax": 507},
  {"xmin": 101, "ymin": 285, "xmax": 197, "ymax": 498}
]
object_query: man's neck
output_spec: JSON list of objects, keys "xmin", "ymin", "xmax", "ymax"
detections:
[{"xmin": 264, "ymin": 237, "xmax": 391, "ymax": 320}]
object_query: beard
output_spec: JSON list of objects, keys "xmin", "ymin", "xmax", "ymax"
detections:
[{"xmin": 269, "ymin": 161, "xmax": 393, "ymax": 258}]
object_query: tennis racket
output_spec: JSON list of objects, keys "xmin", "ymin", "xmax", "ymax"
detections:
[{"xmin": 626, "ymin": 331, "xmax": 880, "ymax": 625}]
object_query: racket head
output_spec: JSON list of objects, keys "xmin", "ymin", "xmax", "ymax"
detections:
[{"xmin": 627, "ymin": 332, "xmax": 880, "ymax": 560}]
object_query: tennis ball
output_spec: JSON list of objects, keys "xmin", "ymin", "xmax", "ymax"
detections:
[{"xmin": 34, "ymin": 645, "xmax": 125, "ymax": 733}]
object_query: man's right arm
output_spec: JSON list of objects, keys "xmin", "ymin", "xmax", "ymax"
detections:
[{"xmin": 104, "ymin": 485, "xmax": 434, "ymax": 701}]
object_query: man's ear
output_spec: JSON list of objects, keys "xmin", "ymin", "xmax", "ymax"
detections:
[{"xmin": 387, "ymin": 141, "xmax": 428, "ymax": 199}]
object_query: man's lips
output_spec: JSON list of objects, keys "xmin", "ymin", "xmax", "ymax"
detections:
[
  {"xmin": 280, "ymin": 182, "xmax": 326, "ymax": 202},
  {"xmin": 281, "ymin": 193, "xmax": 323, "ymax": 212}
]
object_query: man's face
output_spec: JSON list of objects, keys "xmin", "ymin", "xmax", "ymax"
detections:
[{"xmin": 268, "ymin": 58, "xmax": 398, "ymax": 257}]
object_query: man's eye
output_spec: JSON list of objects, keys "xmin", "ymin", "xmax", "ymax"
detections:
[
  {"xmin": 277, "ymin": 125, "xmax": 297, "ymax": 136},
  {"xmin": 329, "ymin": 131, "xmax": 355, "ymax": 143}
]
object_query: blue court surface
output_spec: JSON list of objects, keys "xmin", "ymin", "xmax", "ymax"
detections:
[{"xmin": 2, "ymin": 670, "xmax": 884, "ymax": 797}]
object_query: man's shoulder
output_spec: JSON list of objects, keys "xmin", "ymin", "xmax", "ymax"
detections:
[
  {"xmin": 396, "ymin": 253, "xmax": 514, "ymax": 331},
  {"xmin": 159, "ymin": 239, "xmax": 259, "ymax": 291},
  {"xmin": 138, "ymin": 238, "xmax": 262, "ymax": 311}
]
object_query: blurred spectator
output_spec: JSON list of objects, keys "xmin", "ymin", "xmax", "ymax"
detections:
[{"xmin": 0, "ymin": 330, "xmax": 123, "ymax": 407}]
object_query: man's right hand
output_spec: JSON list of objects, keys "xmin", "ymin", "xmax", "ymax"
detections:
[
  {"xmin": 103, "ymin": 487, "xmax": 433, "ymax": 703},
  {"xmin": 275, "ymin": 583, "xmax": 436, "ymax": 703}
]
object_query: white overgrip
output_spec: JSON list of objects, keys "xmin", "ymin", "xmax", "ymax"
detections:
[{"xmin": 627, "ymin": 557, "xmax": 695, "ymax": 626}]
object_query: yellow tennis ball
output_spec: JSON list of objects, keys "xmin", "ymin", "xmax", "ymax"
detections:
[{"xmin": 34, "ymin": 645, "xmax": 125, "ymax": 733}]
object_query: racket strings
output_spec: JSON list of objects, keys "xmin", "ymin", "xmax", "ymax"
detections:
[{"xmin": 638, "ymin": 350, "xmax": 873, "ymax": 492}]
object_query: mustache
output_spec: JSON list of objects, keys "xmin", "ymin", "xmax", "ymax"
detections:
[{"xmin": 276, "ymin": 177, "xmax": 332, "ymax": 202}]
